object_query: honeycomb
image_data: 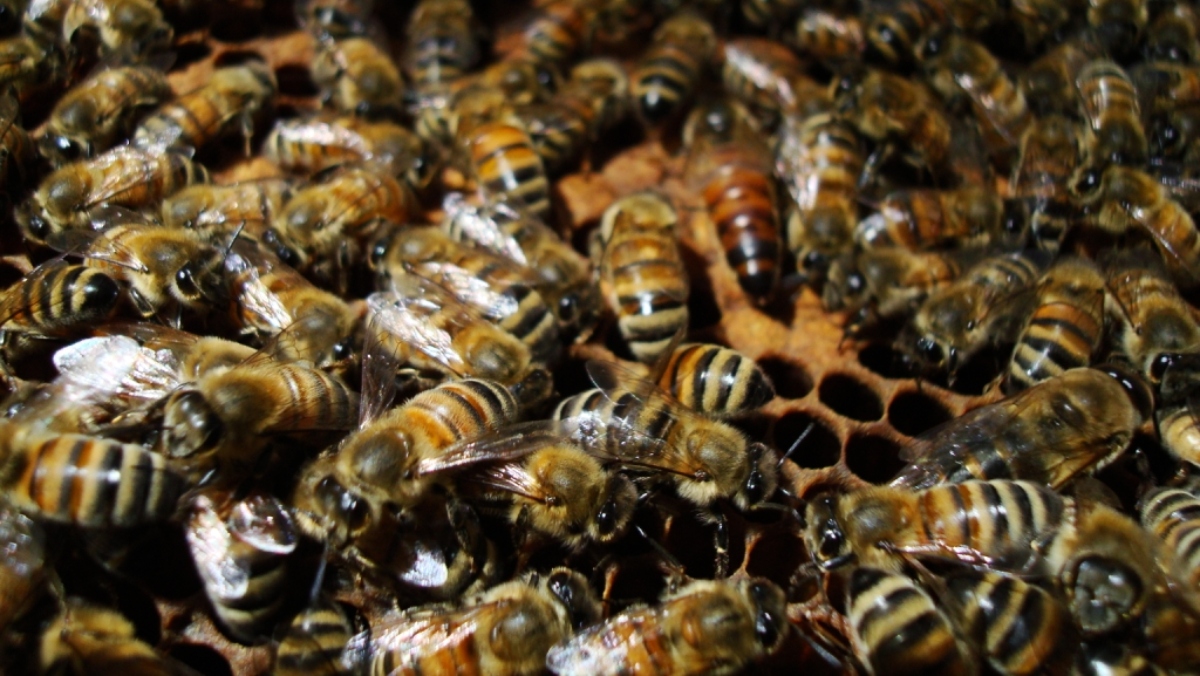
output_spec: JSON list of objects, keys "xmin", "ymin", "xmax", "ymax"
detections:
[{"xmin": 2, "ymin": 0, "xmax": 1194, "ymax": 675}]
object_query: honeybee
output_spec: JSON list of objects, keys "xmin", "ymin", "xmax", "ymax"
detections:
[
  {"xmin": 554, "ymin": 360, "xmax": 778, "ymax": 575},
  {"xmin": 630, "ymin": 10, "xmax": 716, "ymax": 132},
  {"xmin": 185, "ymin": 491, "xmax": 297, "ymax": 643},
  {"xmin": 776, "ymin": 113, "xmax": 862, "ymax": 284},
  {"xmin": 740, "ymin": 0, "xmax": 800, "ymax": 30},
  {"xmin": 861, "ymin": 0, "xmax": 944, "ymax": 70},
  {"xmin": 547, "ymin": 577, "xmax": 788, "ymax": 676},
  {"xmin": 1019, "ymin": 37, "xmax": 1099, "ymax": 117},
  {"xmin": 313, "ymin": 37, "xmax": 404, "ymax": 118},
  {"xmin": 462, "ymin": 117, "xmax": 552, "ymax": 221},
  {"xmin": 402, "ymin": 0, "xmax": 481, "ymax": 99},
  {"xmin": 265, "ymin": 164, "xmax": 417, "ymax": 289},
  {"xmin": 891, "ymin": 365, "xmax": 1153, "ymax": 490},
  {"xmin": 20, "ymin": 146, "xmax": 210, "ymax": 247},
  {"xmin": 1011, "ymin": 115, "xmax": 1085, "ymax": 252},
  {"xmin": 1087, "ymin": 0, "xmax": 1148, "ymax": 60},
  {"xmin": 1075, "ymin": 643, "xmax": 1167, "ymax": 676},
  {"xmin": 597, "ymin": 191, "xmax": 688, "ymax": 364},
  {"xmin": 1009, "ymin": 0, "xmax": 1076, "ymax": 53},
  {"xmin": 373, "ymin": 226, "xmax": 562, "ymax": 366},
  {"xmin": 512, "ymin": 0, "xmax": 587, "ymax": 66},
  {"xmin": 835, "ymin": 68, "xmax": 952, "ymax": 183},
  {"xmin": 822, "ymin": 248, "xmax": 967, "ymax": 337},
  {"xmin": 562, "ymin": 57, "xmax": 629, "ymax": 138},
  {"xmin": 274, "ymin": 597, "xmax": 360, "ymax": 676},
  {"xmin": 1155, "ymin": 354, "xmax": 1200, "ymax": 466},
  {"xmin": 919, "ymin": 30, "xmax": 1032, "ymax": 168},
  {"xmin": 161, "ymin": 178, "xmax": 291, "ymax": 243},
  {"xmin": 264, "ymin": 115, "xmax": 430, "ymax": 187},
  {"xmin": 1104, "ymin": 248, "xmax": 1200, "ymax": 380},
  {"xmin": 0, "ymin": 88, "xmax": 33, "ymax": 189},
  {"xmin": 844, "ymin": 567, "xmax": 974, "ymax": 676},
  {"xmin": 133, "ymin": 61, "xmax": 276, "ymax": 155},
  {"xmin": 1148, "ymin": 103, "xmax": 1200, "ymax": 169},
  {"xmin": 902, "ymin": 251, "xmax": 1044, "ymax": 376},
  {"xmin": 685, "ymin": 99, "xmax": 782, "ymax": 300},
  {"xmin": 856, "ymin": 186, "xmax": 1027, "ymax": 252},
  {"xmin": 61, "ymin": 0, "xmax": 173, "ymax": 56},
  {"xmin": 722, "ymin": 36, "xmax": 828, "ymax": 128},
  {"xmin": 943, "ymin": 568, "xmax": 1078, "ymax": 675},
  {"xmin": 476, "ymin": 56, "xmax": 554, "ymax": 107},
  {"xmin": 1072, "ymin": 164, "xmax": 1200, "ymax": 289},
  {"xmin": 160, "ymin": 350, "xmax": 358, "ymax": 478},
  {"xmin": 1004, "ymin": 258, "xmax": 1106, "ymax": 393},
  {"xmin": 792, "ymin": 9, "xmax": 864, "ymax": 68},
  {"xmin": 224, "ymin": 242, "xmax": 358, "ymax": 367},
  {"xmin": 1075, "ymin": 60, "xmax": 1148, "ymax": 168},
  {"xmin": 658, "ymin": 342, "xmax": 774, "ymax": 417},
  {"xmin": 0, "ymin": 260, "xmax": 119, "ymax": 338},
  {"xmin": 39, "ymin": 65, "xmax": 171, "ymax": 165},
  {"xmin": 439, "ymin": 194, "xmax": 601, "ymax": 339},
  {"xmin": 518, "ymin": 96, "xmax": 595, "ymax": 177},
  {"xmin": 297, "ymin": 0, "xmax": 374, "ymax": 38},
  {"xmin": 0, "ymin": 506, "xmax": 45, "ymax": 634},
  {"xmin": 1140, "ymin": 487, "xmax": 1200, "ymax": 588},
  {"xmin": 0, "ymin": 34, "xmax": 59, "ymax": 99},
  {"xmin": 39, "ymin": 599, "xmax": 187, "ymax": 675},
  {"xmin": 1144, "ymin": 2, "xmax": 1200, "ymax": 63}
]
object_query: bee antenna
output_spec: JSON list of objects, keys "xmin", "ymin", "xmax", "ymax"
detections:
[
  {"xmin": 633, "ymin": 523, "xmax": 685, "ymax": 575},
  {"xmin": 778, "ymin": 422, "xmax": 815, "ymax": 469},
  {"xmin": 308, "ymin": 546, "xmax": 329, "ymax": 606}
]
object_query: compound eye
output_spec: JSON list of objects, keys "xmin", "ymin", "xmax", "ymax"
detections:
[
  {"xmin": 175, "ymin": 265, "xmax": 200, "ymax": 299},
  {"xmin": 916, "ymin": 336, "xmax": 943, "ymax": 364}
]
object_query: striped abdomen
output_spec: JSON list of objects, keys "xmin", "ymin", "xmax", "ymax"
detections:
[
  {"xmin": 554, "ymin": 388, "xmax": 680, "ymax": 462},
  {"xmin": 521, "ymin": 97, "xmax": 593, "ymax": 176},
  {"xmin": 603, "ymin": 227, "xmax": 689, "ymax": 364},
  {"xmin": 908, "ymin": 480, "xmax": 1067, "ymax": 560},
  {"xmin": 1140, "ymin": 488, "xmax": 1200, "ymax": 588},
  {"xmin": 399, "ymin": 378, "xmax": 521, "ymax": 455},
  {"xmin": 1006, "ymin": 261, "xmax": 1105, "ymax": 393},
  {"xmin": 4, "ymin": 431, "xmax": 185, "ymax": 526},
  {"xmin": 1, "ymin": 263, "xmax": 119, "ymax": 336},
  {"xmin": 1076, "ymin": 60, "xmax": 1147, "ymax": 165},
  {"xmin": 518, "ymin": 0, "xmax": 584, "ymax": 64},
  {"xmin": 632, "ymin": 43, "xmax": 702, "ymax": 128},
  {"xmin": 847, "ymin": 568, "xmax": 971, "ymax": 676},
  {"xmin": 274, "ymin": 599, "xmax": 355, "ymax": 676},
  {"xmin": 700, "ymin": 151, "xmax": 781, "ymax": 299},
  {"xmin": 467, "ymin": 121, "xmax": 551, "ymax": 219},
  {"xmin": 658, "ymin": 343, "xmax": 774, "ymax": 416}
]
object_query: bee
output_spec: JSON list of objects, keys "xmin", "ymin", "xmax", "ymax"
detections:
[
  {"xmin": 39, "ymin": 599, "xmax": 187, "ymax": 674},
  {"xmin": 133, "ymin": 61, "xmax": 276, "ymax": 155},
  {"xmin": 891, "ymin": 365, "xmax": 1154, "ymax": 490},
  {"xmin": 1019, "ymin": 37, "xmax": 1099, "ymax": 117},
  {"xmin": 1072, "ymin": 164, "xmax": 1200, "ymax": 289},
  {"xmin": 685, "ymin": 99, "xmax": 782, "ymax": 300},
  {"xmin": 844, "ymin": 567, "xmax": 975, "ymax": 676},
  {"xmin": 1154, "ymin": 354, "xmax": 1200, "ymax": 465},
  {"xmin": 1004, "ymin": 257, "xmax": 1106, "ymax": 394},
  {"xmin": 547, "ymin": 577, "xmax": 788, "ymax": 676},
  {"xmin": 802, "ymin": 479, "xmax": 1068, "ymax": 572},
  {"xmin": 1143, "ymin": 2, "xmax": 1200, "ymax": 63},
  {"xmin": 462, "ymin": 116, "xmax": 553, "ymax": 221},
  {"xmin": 630, "ymin": 10, "xmax": 716, "ymax": 132},
  {"xmin": 402, "ymin": 0, "xmax": 481, "ymax": 99},
  {"xmin": 313, "ymin": 37, "xmax": 404, "ymax": 118},
  {"xmin": 792, "ymin": 9, "xmax": 864, "ymax": 68},
  {"xmin": 274, "ymin": 597, "xmax": 360, "ymax": 676},
  {"xmin": 835, "ymin": 68, "xmax": 952, "ymax": 183},
  {"xmin": 919, "ymin": 30, "xmax": 1032, "ymax": 168},
  {"xmin": 160, "ymin": 350, "xmax": 359, "ymax": 478},
  {"xmin": 722, "ymin": 36, "xmax": 828, "ymax": 128},
  {"xmin": 822, "ymin": 248, "xmax": 967, "ymax": 337},
  {"xmin": 1009, "ymin": 0, "xmax": 1076, "ymax": 53},
  {"xmin": 373, "ymin": 226, "xmax": 562, "ymax": 366},
  {"xmin": 297, "ymin": 0, "xmax": 374, "ymax": 38},
  {"xmin": 0, "ymin": 506, "xmax": 45, "ymax": 634},
  {"xmin": 224, "ymin": 242, "xmax": 358, "ymax": 367},
  {"xmin": 776, "ymin": 113, "xmax": 863, "ymax": 284},
  {"xmin": 0, "ymin": 34, "xmax": 62, "ymax": 100},
  {"xmin": 862, "ymin": 0, "xmax": 944, "ymax": 70},
  {"xmin": 1011, "ymin": 115, "xmax": 1085, "ymax": 252},
  {"xmin": 185, "ymin": 491, "xmax": 297, "ymax": 643},
  {"xmin": 902, "ymin": 251, "xmax": 1044, "ymax": 377},
  {"xmin": 943, "ymin": 569, "xmax": 1078, "ymax": 676},
  {"xmin": 563, "ymin": 57, "xmax": 629, "ymax": 138},
  {"xmin": 265, "ymin": 164, "xmax": 417, "ymax": 289},
  {"xmin": 265, "ymin": 115, "xmax": 431, "ymax": 188},
  {"xmin": 596, "ymin": 191, "xmax": 689, "ymax": 364},
  {"xmin": 39, "ymin": 65, "xmax": 171, "ymax": 165},
  {"xmin": 1104, "ymin": 247, "xmax": 1200, "ymax": 380},
  {"xmin": 518, "ymin": 96, "xmax": 596, "ymax": 177},
  {"xmin": 20, "ymin": 146, "xmax": 210, "ymax": 247},
  {"xmin": 439, "ymin": 194, "xmax": 601, "ymax": 339},
  {"xmin": 554, "ymin": 360, "xmax": 778, "ymax": 575},
  {"xmin": 476, "ymin": 56, "xmax": 555, "ymax": 107},
  {"xmin": 161, "ymin": 178, "xmax": 291, "ymax": 243},
  {"xmin": 1075, "ymin": 643, "xmax": 1167, "ymax": 676},
  {"xmin": 61, "ymin": 0, "xmax": 173, "ymax": 56},
  {"xmin": 513, "ymin": 0, "xmax": 587, "ymax": 66},
  {"xmin": 1148, "ymin": 103, "xmax": 1200, "ymax": 169},
  {"xmin": 0, "ymin": 88, "xmax": 32, "ymax": 189},
  {"xmin": 1139, "ymin": 487, "xmax": 1200, "ymax": 589},
  {"xmin": 658, "ymin": 342, "xmax": 774, "ymax": 418},
  {"xmin": 1087, "ymin": 0, "xmax": 1148, "ymax": 60},
  {"xmin": 1075, "ymin": 60, "xmax": 1148, "ymax": 168},
  {"xmin": 856, "ymin": 186, "xmax": 1027, "ymax": 252},
  {"xmin": 0, "ymin": 260, "xmax": 120, "ymax": 338}
]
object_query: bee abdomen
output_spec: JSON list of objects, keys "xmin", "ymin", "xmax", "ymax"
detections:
[
  {"xmin": 1140, "ymin": 488, "xmax": 1200, "ymax": 586},
  {"xmin": 632, "ymin": 46, "xmax": 700, "ymax": 126},
  {"xmin": 659, "ymin": 343, "xmax": 774, "ymax": 416},
  {"xmin": 467, "ymin": 121, "xmax": 551, "ymax": 219},
  {"xmin": 703, "ymin": 167, "xmax": 781, "ymax": 299},
  {"xmin": 275, "ymin": 600, "xmax": 355, "ymax": 676}
]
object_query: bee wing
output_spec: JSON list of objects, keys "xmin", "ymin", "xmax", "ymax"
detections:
[
  {"xmin": 185, "ymin": 497, "xmax": 250, "ymax": 599},
  {"xmin": 371, "ymin": 601, "xmax": 512, "ymax": 661},
  {"xmin": 84, "ymin": 148, "xmax": 166, "ymax": 209},
  {"xmin": 52, "ymin": 335, "xmax": 182, "ymax": 406},
  {"xmin": 416, "ymin": 420, "xmax": 574, "ymax": 476},
  {"xmin": 401, "ymin": 261, "xmax": 523, "ymax": 321},
  {"xmin": 49, "ymin": 226, "xmax": 153, "ymax": 274},
  {"xmin": 441, "ymin": 193, "xmax": 529, "ymax": 265},
  {"xmin": 227, "ymin": 494, "xmax": 298, "ymax": 555},
  {"xmin": 358, "ymin": 308, "xmax": 402, "ymax": 428},
  {"xmin": 225, "ymin": 250, "xmax": 294, "ymax": 334},
  {"xmin": 545, "ymin": 610, "xmax": 658, "ymax": 675},
  {"xmin": 368, "ymin": 276, "xmax": 482, "ymax": 376}
]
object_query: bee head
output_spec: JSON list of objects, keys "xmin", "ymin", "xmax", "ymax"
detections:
[
  {"xmin": 162, "ymin": 389, "xmax": 223, "ymax": 461},
  {"xmin": 803, "ymin": 494, "xmax": 853, "ymax": 570}
]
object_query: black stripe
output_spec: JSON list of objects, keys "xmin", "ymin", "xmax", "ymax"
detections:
[
  {"xmin": 94, "ymin": 442, "xmax": 124, "ymax": 525},
  {"xmin": 59, "ymin": 438, "xmax": 89, "ymax": 518},
  {"xmin": 126, "ymin": 449, "xmax": 155, "ymax": 525}
]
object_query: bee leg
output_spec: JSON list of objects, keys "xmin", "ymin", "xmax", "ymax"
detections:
[
  {"xmin": 128, "ymin": 288, "xmax": 156, "ymax": 319},
  {"xmin": 858, "ymin": 143, "xmax": 893, "ymax": 192},
  {"xmin": 511, "ymin": 507, "xmax": 535, "ymax": 574},
  {"xmin": 712, "ymin": 511, "xmax": 730, "ymax": 578}
]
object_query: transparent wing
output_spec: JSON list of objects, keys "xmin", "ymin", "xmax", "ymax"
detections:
[
  {"xmin": 225, "ymin": 249, "xmax": 294, "ymax": 334},
  {"xmin": 227, "ymin": 494, "xmax": 298, "ymax": 555},
  {"xmin": 85, "ymin": 147, "xmax": 167, "ymax": 209},
  {"xmin": 401, "ymin": 261, "xmax": 522, "ymax": 321},
  {"xmin": 417, "ymin": 420, "xmax": 574, "ymax": 477},
  {"xmin": 367, "ymin": 275, "xmax": 486, "ymax": 378},
  {"xmin": 440, "ymin": 193, "xmax": 528, "ymax": 265},
  {"xmin": 185, "ymin": 495, "xmax": 249, "ymax": 599},
  {"xmin": 371, "ymin": 601, "xmax": 512, "ymax": 667},
  {"xmin": 52, "ymin": 335, "xmax": 181, "ymax": 406},
  {"xmin": 545, "ymin": 611, "xmax": 657, "ymax": 676}
]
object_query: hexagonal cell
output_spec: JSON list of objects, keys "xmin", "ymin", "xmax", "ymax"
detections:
[
  {"xmin": 857, "ymin": 342, "xmax": 920, "ymax": 380},
  {"xmin": 774, "ymin": 411, "xmax": 840, "ymax": 469},
  {"xmin": 887, "ymin": 391, "xmax": 953, "ymax": 437},
  {"xmin": 844, "ymin": 433, "xmax": 906, "ymax": 485},
  {"xmin": 744, "ymin": 527, "xmax": 807, "ymax": 583},
  {"xmin": 169, "ymin": 645, "xmax": 233, "ymax": 676},
  {"xmin": 818, "ymin": 373, "xmax": 884, "ymax": 422},
  {"xmin": 758, "ymin": 356, "xmax": 813, "ymax": 400},
  {"xmin": 275, "ymin": 64, "xmax": 319, "ymax": 97}
]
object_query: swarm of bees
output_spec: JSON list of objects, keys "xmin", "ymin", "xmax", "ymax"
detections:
[{"xmin": 9, "ymin": 0, "xmax": 1200, "ymax": 674}]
